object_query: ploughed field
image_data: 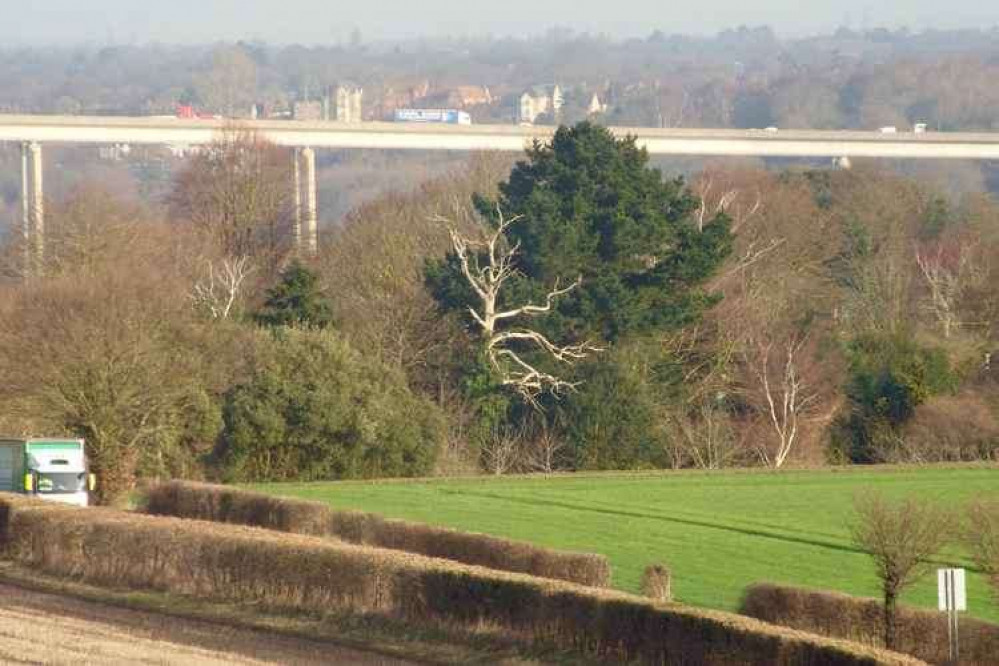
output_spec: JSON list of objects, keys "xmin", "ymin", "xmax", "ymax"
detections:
[
  {"xmin": 0, "ymin": 583, "xmax": 410, "ymax": 666},
  {"xmin": 252, "ymin": 466, "xmax": 999, "ymax": 623}
]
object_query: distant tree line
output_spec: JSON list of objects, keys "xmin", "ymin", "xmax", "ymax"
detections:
[{"xmin": 4, "ymin": 27, "xmax": 999, "ymax": 134}]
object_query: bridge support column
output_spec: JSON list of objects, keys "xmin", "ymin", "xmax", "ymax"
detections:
[
  {"xmin": 291, "ymin": 147, "xmax": 318, "ymax": 255},
  {"xmin": 20, "ymin": 142, "xmax": 44, "ymax": 277},
  {"xmin": 302, "ymin": 147, "xmax": 318, "ymax": 255},
  {"xmin": 292, "ymin": 148, "xmax": 302, "ymax": 250}
]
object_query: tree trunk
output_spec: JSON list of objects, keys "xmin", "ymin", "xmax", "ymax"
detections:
[{"xmin": 883, "ymin": 587, "xmax": 898, "ymax": 650}]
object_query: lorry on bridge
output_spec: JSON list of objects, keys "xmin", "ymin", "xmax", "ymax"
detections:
[
  {"xmin": 0, "ymin": 438, "xmax": 95, "ymax": 506},
  {"xmin": 394, "ymin": 108, "xmax": 472, "ymax": 125}
]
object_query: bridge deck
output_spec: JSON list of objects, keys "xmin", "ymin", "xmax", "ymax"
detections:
[{"xmin": 1, "ymin": 115, "xmax": 999, "ymax": 159}]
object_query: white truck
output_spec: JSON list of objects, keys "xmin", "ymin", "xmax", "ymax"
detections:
[{"xmin": 0, "ymin": 438, "xmax": 94, "ymax": 506}]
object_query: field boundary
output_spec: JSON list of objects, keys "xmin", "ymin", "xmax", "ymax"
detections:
[
  {"xmin": 742, "ymin": 582, "xmax": 999, "ymax": 665},
  {"xmin": 144, "ymin": 480, "xmax": 612, "ymax": 587}
]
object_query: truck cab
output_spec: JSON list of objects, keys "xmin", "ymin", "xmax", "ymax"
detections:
[{"xmin": 0, "ymin": 438, "xmax": 94, "ymax": 506}]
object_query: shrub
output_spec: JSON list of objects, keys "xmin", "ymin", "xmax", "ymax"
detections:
[
  {"xmin": 742, "ymin": 583, "xmax": 999, "ymax": 666},
  {"xmin": 0, "ymin": 494, "xmax": 921, "ymax": 666},
  {"xmin": 832, "ymin": 333, "xmax": 958, "ymax": 463},
  {"xmin": 900, "ymin": 394, "xmax": 999, "ymax": 462},
  {"xmin": 144, "ymin": 481, "xmax": 611, "ymax": 587},
  {"xmin": 556, "ymin": 351, "xmax": 667, "ymax": 471},
  {"xmin": 215, "ymin": 327, "xmax": 444, "ymax": 482},
  {"xmin": 641, "ymin": 563, "xmax": 672, "ymax": 602}
]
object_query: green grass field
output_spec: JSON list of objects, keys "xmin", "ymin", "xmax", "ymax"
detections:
[{"xmin": 251, "ymin": 465, "xmax": 999, "ymax": 623}]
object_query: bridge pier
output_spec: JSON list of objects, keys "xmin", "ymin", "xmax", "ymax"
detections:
[
  {"xmin": 20, "ymin": 142, "xmax": 44, "ymax": 276},
  {"xmin": 292, "ymin": 147, "xmax": 318, "ymax": 255}
]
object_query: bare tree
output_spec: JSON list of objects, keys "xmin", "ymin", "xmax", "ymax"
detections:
[
  {"xmin": 851, "ymin": 492, "xmax": 953, "ymax": 650},
  {"xmin": 194, "ymin": 46, "xmax": 258, "ymax": 117},
  {"xmin": 190, "ymin": 255, "xmax": 254, "ymax": 320},
  {"xmin": 437, "ymin": 205, "xmax": 600, "ymax": 405},
  {"xmin": 317, "ymin": 155, "xmax": 512, "ymax": 382},
  {"xmin": 170, "ymin": 125, "xmax": 293, "ymax": 269},
  {"xmin": 745, "ymin": 333, "xmax": 817, "ymax": 469},
  {"xmin": 668, "ymin": 401, "xmax": 740, "ymax": 470},
  {"xmin": 915, "ymin": 239, "xmax": 974, "ymax": 338},
  {"xmin": 523, "ymin": 423, "xmax": 567, "ymax": 474},
  {"xmin": 480, "ymin": 424, "xmax": 523, "ymax": 475},
  {"xmin": 35, "ymin": 183, "xmax": 147, "ymax": 279},
  {"xmin": 0, "ymin": 263, "xmax": 197, "ymax": 505}
]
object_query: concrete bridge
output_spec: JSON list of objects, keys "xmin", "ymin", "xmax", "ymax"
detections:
[{"xmin": 4, "ymin": 114, "xmax": 999, "ymax": 274}]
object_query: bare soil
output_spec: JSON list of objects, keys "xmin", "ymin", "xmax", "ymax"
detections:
[{"xmin": 0, "ymin": 583, "xmax": 415, "ymax": 665}]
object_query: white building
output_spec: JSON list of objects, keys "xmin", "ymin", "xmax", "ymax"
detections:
[
  {"xmin": 519, "ymin": 85, "xmax": 564, "ymax": 124},
  {"xmin": 587, "ymin": 92, "xmax": 607, "ymax": 116},
  {"xmin": 330, "ymin": 84, "xmax": 364, "ymax": 123}
]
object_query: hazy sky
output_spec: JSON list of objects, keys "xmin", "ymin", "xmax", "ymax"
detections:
[{"xmin": 4, "ymin": 0, "xmax": 999, "ymax": 45}]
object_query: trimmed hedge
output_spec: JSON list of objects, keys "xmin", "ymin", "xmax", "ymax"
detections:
[
  {"xmin": 742, "ymin": 583, "xmax": 999, "ymax": 666},
  {"xmin": 0, "ymin": 494, "xmax": 922, "ymax": 666},
  {"xmin": 144, "ymin": 480, "xmax": 611, "ymax": 587}
]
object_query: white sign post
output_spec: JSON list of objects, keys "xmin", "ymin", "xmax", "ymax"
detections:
[{"xmin": 938, "ymin": 568, "xmax": 966, "ymax": 663}]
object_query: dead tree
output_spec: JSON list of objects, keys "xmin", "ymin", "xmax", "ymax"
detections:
[
  {"xmin": 694, "ymin": 177, "xmax": 762, "ymax": 233},
  {"xmin": 190, "ymin": 255, "xmax": 254, "ymax": 320},
  {"xmin": 437, "ymin": 206, "xmax": 600, "ymax": 404}
]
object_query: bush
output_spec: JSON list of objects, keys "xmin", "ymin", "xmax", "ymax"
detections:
[
  {"xmin": 742, "ymin": 583, "xmax": 999, "ymax": 666},
  {"xmin": 144, "ymin": 481, "xmax": 611, "ymax": 587},
  {"xmin": 900, "ymin": 394, "xmax": 999, "ymax": 462},
  {"xmin": 1, "ymin": 494, "xmax": 921, "ymax": 666},
  {"xmin": 215, "ymin": 327, "xmax": 444, "ymax": 482},
  {"xmin": 832, "ymin": 333, "xmax": 958, "ymax": 463},
  {"xmin": 641, "ymin": 563, "xmax": 672, "ymax": 602},
  {"xmin": 556, "ymin": 351, "xmax": 667, "ymax": 470}
]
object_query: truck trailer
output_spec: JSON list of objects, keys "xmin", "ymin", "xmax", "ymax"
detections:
[
  {"xmin": 0, "ymin": 438, "xmax": 94, "ymax": 506},
  {"xmin": 393, "ymin": 108, "xmax": 472, "ymax": 125}
]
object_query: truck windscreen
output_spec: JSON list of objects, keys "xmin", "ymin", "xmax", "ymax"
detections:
[{"xmin": 36, "ymin": 472, "xmax": 85, "ymax": 494}]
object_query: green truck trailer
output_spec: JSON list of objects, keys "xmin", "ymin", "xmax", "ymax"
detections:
[{"xmin": 0, "ymin": 438, "xmax": 94, "ymax": 506}]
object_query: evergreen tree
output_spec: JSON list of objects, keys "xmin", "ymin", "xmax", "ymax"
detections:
[
  {"xmin": 255, "ymin": 260, "xmax": 333, "ymax": 328},
  {"xmin": 428, "ymin": 122, "xmax": 732, "ymax": 344}
]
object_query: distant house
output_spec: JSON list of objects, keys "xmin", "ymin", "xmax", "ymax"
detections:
[
  {"xmin": 519, "ymin": 85, "xmax": 563, "ymax": 124},
  {"xmin": 330, "ymin": 84, "xmax": 364, "ymax": 123},
  {"xmin": 451, "ymin": 85, "xmax": 493, "ymax": 107},
  {"xmin": 293, "ymin": 100, "xmax": 323, "ymax": 121},
  {"xmin": 414, "ymin": 85, "xmax": 492, "ymax": 110},
  {"xmin": 587, "ymin": 92, "xmax": 607, "ymax": 116},
  {"xmin": 379, "ymin": 81, "xmax": 432, "ymax": 118}
]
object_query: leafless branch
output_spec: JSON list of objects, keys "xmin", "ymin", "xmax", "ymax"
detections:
[
  {"xmin": 190, "ymin": 255, "xmax": 254, "ymax": 320},
  {"xmin": 914, "ymin": 241, "xmax": 974, "ymax": 338},
  {"xmin": 748, "ymin": 333, "xmax": 817, "ymax": 468},
  {"xmin": 438, "ymin": 204, "xmax": 602, "ymax": 405}
]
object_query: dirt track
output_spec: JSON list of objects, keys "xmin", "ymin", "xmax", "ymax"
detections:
[{"xmin": 0, "ymin": 583, "xmax": 414, "ymax": 665}]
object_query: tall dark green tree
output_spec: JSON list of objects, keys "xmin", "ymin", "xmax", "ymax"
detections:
[
  {"xmin": 428, "ymin": 122, "xmax": 732, "ymax": 344},
  {"xmin": 426, "ymin": 123, "xmax": 733, "ymax": 470},
  {"xmin": 255, "ymin": 260, "xmax": 333, "ymax": 328}
]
